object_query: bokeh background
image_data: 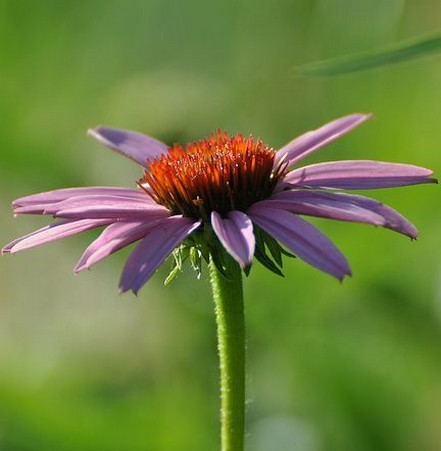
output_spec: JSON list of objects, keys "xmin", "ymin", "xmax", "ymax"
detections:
[{"xmin": 1, "ymin": 1, "xmax": 440, "ymax": 450}]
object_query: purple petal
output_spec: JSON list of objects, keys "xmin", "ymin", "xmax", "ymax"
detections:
[
  {"xmin": 50, "ymin": 196, "xmax": 168, "ymax": 220},
  {"xmin": 119, "ymin": 216, "xmax": 201, "ymax": 294},
  {"xmin": 2, "ymin": 219, "xmax": 111, "ymax": 254},
  {"xmin": 247, "ymin": 205, "xmax": 351, "ymax": 280},
  {"xmin": 274, "ymin": 113, "xmax": 372, "ymax": 167},
  {"xmin": 14, "ymin": 195, "xmax": 168, "ymax": 220},
  {"xmin": 88, "ymin": 127, "xmax": 168, "ymax": 168},
  {"xmin": 211, "ymin": 211, "xmax": 255, "ymax": 269},
  {"xmin": 13, "ymin": 187, "xmax": 149, "ymax": 208},
  {"xmin": 75, "ymin": 219, "xmax": 164, "ymax": 273},
  {"xmin": 256, "ymin": 190, "xmax": 418, "ymax": 238},
  {"xmin": 283, "ymin": 160, "xmax": 436, "ymax": 189}
]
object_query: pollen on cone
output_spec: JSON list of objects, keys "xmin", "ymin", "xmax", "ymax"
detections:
[{"xmin": 142, "ymin": 131, "xmax": 285, "ymax": 218}]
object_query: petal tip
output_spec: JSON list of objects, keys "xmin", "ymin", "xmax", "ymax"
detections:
[
  {"xmin": 361, "ymin": 112, "xmax": 374, "ymax": 120},
  {"xmin": 338, "ymin": 269, "xmax": 352, "ymax": 282},
  {"xmin": 118, "ymin": 273, "xmax": 144, "ymax": 296},
  {"xmin": 87, "ymin": 126, "xmax": 118, "ymax": 150},
  {"xmin": 409, "ymin": 229, "xmax": 419, "ymax": 240},
  {"xmin": 87, "ymin": 127, "xmax": 102, "ymax": 140},
  {"xmin": 240, "ymin": 260, "xmax": 253, "ymax": 271},
  {"xmin": 73, "ymin": 264, "xmax": 85, "ymax": 274},
  {"xmin": 346, "ymin": 112, "xmax": 374, "ymax": 127},
  {"xmin": 2, "ymin": 241, "xmax": 16, "ymax": 254},
  {"xmin": 410, "ymin": 232, "xmax": 419, "ymax": 241}
]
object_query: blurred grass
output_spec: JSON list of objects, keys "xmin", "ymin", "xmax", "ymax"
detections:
[
  {"xmin": 1, "ymin": 0, "xmax": 440, "ymax": 450},
  {"xmin": 298, "ymin": 33, "xmax": 441, "ymax": 76}
]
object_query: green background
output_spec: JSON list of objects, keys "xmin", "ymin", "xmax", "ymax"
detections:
[{"xmin": 1, "ymin": 1, "xmax": 440, "ymax": 450}]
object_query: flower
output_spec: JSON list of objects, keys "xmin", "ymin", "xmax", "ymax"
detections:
[{"xmin": 3, "ymin": 114, "xmax": 436, "ymax": 293}]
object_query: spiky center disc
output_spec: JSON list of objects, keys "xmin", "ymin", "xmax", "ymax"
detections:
[{"xmin": 141, "ymin": 131, "xmax": 284, "ymax": 218}]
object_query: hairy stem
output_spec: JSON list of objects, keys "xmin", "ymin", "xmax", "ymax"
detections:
[{"xmin": 209, "ymin": 255, "xmax": 245, "ymax": 451}]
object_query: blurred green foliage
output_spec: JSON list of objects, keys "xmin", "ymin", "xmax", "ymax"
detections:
[
  {"xmin": 1, "ymin": 1, "xmax": 440, "ymax": 450},
  {"xmin": 298, "ymin": 33, "xmax": 441, "ymax": 76}
]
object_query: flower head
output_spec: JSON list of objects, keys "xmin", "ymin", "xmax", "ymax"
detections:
[
  {"xmin": 3, "ymin": 114, "xmax": 436, "ymax": 294},
  {"xmin": 142, "ymin": 131, "xmax": 283, "ymax": 218}
]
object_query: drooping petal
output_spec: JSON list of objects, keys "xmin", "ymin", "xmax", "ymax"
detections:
[
  {"xmin": 13, "ymin": 187, "xmax": 149, "ymax": 208},
  {"xmin": 14, "ymin": 195, "xmax": 164, "ymax": 219},
  {"xmin": 2, "ymin": 219, "xmax": 112, "ymax": 254},
  {"xmin": 274, "ymin": 113, "xmax": 372, "ymax": 167},
  {"xmin": 119, "ymin": 216, "xmax": 201, "ymax": 294},
  {"xmin": 211, "ymin": 211, "xmax": 255, "ymax": 269},
  {"xmin": 256, "ymin": 190, "xmax": 418, "ymax": 238},
  {"xmin": 75, "ymin": 219, "xmax": 164, "ymax": 273},
  {"xmin": 247, "ymin": 205, "xmax": 351, "ymax": 280},
  {"xmin": 54, "ymin": 205, "xmax": 168, "ymax": 220},
  {"xmin": 45, "ymin": 196, "xmax": 169, "ymax": 220},
  {"xmin": 88, "ymin": 127, "xmax": 168, "ymax": 168},
  {"xmin": 283, "ymin": 160, "xmax": 436, "ymax": 189}
]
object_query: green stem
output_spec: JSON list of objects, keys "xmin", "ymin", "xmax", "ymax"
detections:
[{"xmin": 209, "ymin": 255, "xmax": 245, "ymax": 451}]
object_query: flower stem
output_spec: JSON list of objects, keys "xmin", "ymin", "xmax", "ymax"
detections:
[{"xmin": 209, "ymin": 255, "xmax": 245, "ymax": 451}]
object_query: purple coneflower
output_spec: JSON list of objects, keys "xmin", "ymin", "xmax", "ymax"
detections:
[{"xmin": 3, "ymin": 114, "xmax": 435, "ymax": 293}]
